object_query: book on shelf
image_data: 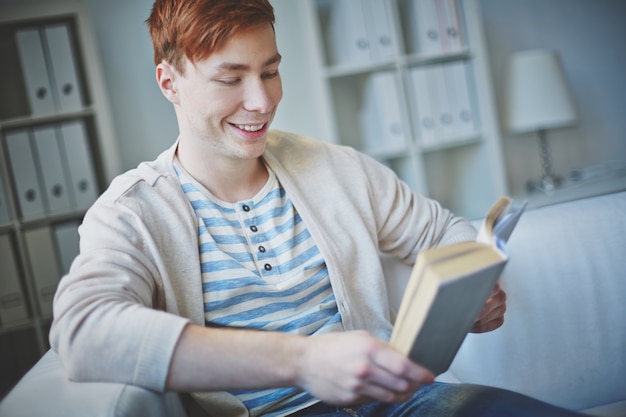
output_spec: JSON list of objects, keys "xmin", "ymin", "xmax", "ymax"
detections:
[{"xmin": 389, "ymin": 196, "xmax": 526, "ymax": 375}]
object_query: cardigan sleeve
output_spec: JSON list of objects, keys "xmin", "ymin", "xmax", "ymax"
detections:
[
  {"xmin": 355, "ymin": 149, "xmax": 477, "ymax": 261},
  {"xmin": 50, "ymin": 177, "xmax": 191, "ymax": 392}
]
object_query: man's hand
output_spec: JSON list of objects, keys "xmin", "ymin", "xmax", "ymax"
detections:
[
  {"xmin": 296, "ymin": 330, "xmax": 434, "ymax": 405},
  {"xmin": 470, "ymin": 282, "xmax": 507, "ymax": 333}
]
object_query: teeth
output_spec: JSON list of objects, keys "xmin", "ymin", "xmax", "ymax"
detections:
[{"xmin": 236, "ymin": 123, "xmax": 264, "ymax": 132}]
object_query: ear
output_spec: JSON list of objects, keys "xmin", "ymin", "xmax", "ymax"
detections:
[{"xmin": 156, "ymin": 61, "xmax": 180, "ymax": 104}]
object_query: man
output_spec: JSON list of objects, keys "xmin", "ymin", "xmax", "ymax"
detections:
[{"xmin": 50, "ymin": 1, "xmax": 584, "ymax": 416}]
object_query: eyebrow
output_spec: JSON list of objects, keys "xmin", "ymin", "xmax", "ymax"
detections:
[{"xmin": 215, "ymin": 53, "xmax": 282, "ymax": 72}]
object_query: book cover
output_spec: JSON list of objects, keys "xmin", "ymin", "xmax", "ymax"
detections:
[{"xmin": 389, "ymin": 196, "xmax": 526, "ymax": 374}]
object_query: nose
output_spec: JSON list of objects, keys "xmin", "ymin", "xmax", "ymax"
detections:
[{"xmin": 242, "ymin": 77, "xmax": 281, "ymax": 113}]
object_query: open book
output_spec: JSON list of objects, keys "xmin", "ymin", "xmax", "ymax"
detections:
[{"xmin": 389, "ymin": 196, "xmax": 526, "ymax": 375}]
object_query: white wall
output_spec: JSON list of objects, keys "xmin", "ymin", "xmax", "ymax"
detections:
[{"xmin": 479, "ymin": 0, "xmax": 626, "ymax": 195}]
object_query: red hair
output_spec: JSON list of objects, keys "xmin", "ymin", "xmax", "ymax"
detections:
[{"xmin": 146, "ymin": 0, "xmax": 275, "ymax": 73}]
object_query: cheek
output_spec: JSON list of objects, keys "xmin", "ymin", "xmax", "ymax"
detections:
[{"xmin": 271, "ymin": 78, "xmax": 283, "ymax": 105}]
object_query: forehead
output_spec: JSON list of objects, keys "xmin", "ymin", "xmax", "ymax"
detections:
[{"xmin": 204, "ymin": 23, "xmax": 279, "ymax": 69}]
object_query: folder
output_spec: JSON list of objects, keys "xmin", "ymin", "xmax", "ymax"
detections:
[
  {"xmin": 430, "ymin": 64, "xmax": 455, "ymax": 140},
  {"xmin": 32, "ymin": 125, "xmax": 73, "ymax": 213},
  {"xmin": 328, "ymin": 0, "xmax": 371, "ymax": 66},
  {"xmin": 409, "ymin": 0, "xmax": 442, "ymax": 56},
  {"xmin": 0, "ymin": 169, "xmax": 11, "ymax": 224},
  {"xmin": 24, "ymin": 227, "xmax": 61, "ymax": 319},
  {"xmin": 0, "ymin": 234, "xmax": 30, "ymax": 327},
  {"xmin": 444, "ymin": 61, "xmax": 476, "ymax": 139},
  {"xmin": 14, "ymin": 27, "xmax": 56, "ymax": 115},
  {"xmin": 4, "ymin": 129, "xmax": 47, "ymax": 219},
  {"xmin": 44, "ymin": 23, "xmax": 84, "ymax": 112},
  {"xmin": 58, "ymin": 120, "xmax": 98, "ymax": 211},
  {"xmin": 359, "ymin": 71, "xmax": 406, "ymax": 153},
  {"xmin": 439, "ymin": 0, "xmax": 463, "ymax": 52},
  {"xmin": 363, "ymin": 0, "xmax": 397, "ymax": 62},
  {"xmin": 53, "ymin": 220, "xmax": 80, "ymax": 275},
  {"xmin": 410, "ymin": 66, "xmax": 438, "ymax": 147}
]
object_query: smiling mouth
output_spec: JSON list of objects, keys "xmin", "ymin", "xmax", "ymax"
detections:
[{"xmin": 234, "ymin": 123, "xmax": 265, "ymax": 132}]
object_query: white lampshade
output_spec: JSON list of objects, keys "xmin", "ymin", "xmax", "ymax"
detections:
[{"xmin": 505, "ymin": 49, "xmax": 577, "ymax": 134}]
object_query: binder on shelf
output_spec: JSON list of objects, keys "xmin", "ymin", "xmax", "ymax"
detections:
[
  {"xmin": 359, "ymin": 71, "xmax": 406, "ymax": 153},
  {"xmin": 24, "ymin": 227, "xmax": 61, "ymax": 319},
  {"xmin": 410, "ymin": 66, "xmax": 439, "ymax": 148},
  {"xmin": 44, "ymin": 23, "xmax": 84, "ymax": 112},
  {"xmin": 0, "ymin": 169, "xmax": 11, "ymax": 224},
  {"xmin": 32, "ymin": 125, "xmax": 73, "ymax": 213},
  {"xmin": 438, "ymin": 0, "xmax": 463, "ymax": 52},
  {"xmin": 444, "ymin": 61, "xmax": 476, "ymax": 139},
  {"xmin": 408, "ymin": 0, "xmax": 442, "ymax": 56},
  {"xmin": 0, "ymin": 234, "xmax": 30, "ymax": 327},
  {"xmin": 4, "ymin": 129, "xmax": 47, "ymax": 218},
  {"xmin": 363, "ymin": 0, "xmax": 398, "ymax": 62},
  {"xmin": 58, "ymin": 120, "xmax": 98, "ymax": 210},
  {"xmin": 431, "ymin": 64, "xmax": 456, "ymax": 140},
  {"xmin": 327, "ymin": 0, "xmax": 371, "ymax": 66},
  {"xmin": 14, "ymin": 27, "xmax": 56, "ymax": 115},
  {"xmin": 53, "ymin": 220, "xmax": 80, "ymax": 275}
]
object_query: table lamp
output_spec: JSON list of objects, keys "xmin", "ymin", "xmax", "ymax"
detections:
[{"xmin": 505, "ymin": 49, "xmax": 577, "ymax": 192}]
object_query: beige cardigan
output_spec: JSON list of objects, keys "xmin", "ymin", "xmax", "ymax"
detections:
[{"xmin": 50, "ymin": 130, "xmax": 476, "ymax": 415}]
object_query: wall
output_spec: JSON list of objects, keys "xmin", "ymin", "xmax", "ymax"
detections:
[{"xmin": 479, "ymin": 0, "xmax": 626, "ymax": 195}]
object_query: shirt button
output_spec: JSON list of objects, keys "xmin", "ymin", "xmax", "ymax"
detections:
[
  {"xmin": 264, "ymin": 264, "xmax": 272, "ymax": 271},
  {"xmin": 259, "ymin": 246, "xmax": 266, "ymax": 253},
  {"xmin": 242, "ymin": 204, "xmax": 250, "ymax": 212},
  {"xmin": 250, "ymin": 225, "xmax": 258, "ymax": 232}
]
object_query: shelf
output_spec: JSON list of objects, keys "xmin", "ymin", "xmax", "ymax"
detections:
[
  {"xmin": 520, "ymin": 171, "xmax": 626, "ymax": 210},
  {"xmin": 0, "ymin": 2, "xmax": 119, "ymax": 396},
  {"xmin": 307, "ymin": 0, "xmax": 507, "ymax": 218}
]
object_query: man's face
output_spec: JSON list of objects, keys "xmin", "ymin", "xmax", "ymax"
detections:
[{"xmin": 172, "ymin": 23, "xmax": 282, "ymax": 161}]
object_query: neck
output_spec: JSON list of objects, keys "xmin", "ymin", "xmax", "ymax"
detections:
[{"xmin": 176, "ymin": 139, "xmax": 268, "ymax": 203}]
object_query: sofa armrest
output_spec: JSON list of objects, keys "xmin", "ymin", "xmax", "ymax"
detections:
[{"xmin": 0, "ymin": 349, "xmax": 188, "ymax": 417}]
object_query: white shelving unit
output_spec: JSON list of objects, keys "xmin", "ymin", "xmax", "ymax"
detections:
[
  {"xmin": 304, "ymin": 0, "xmax": 507, "ymax": 219},
  {"xmin": 0, "ymin": 2, "xmax": 119, "ymax": 398}
]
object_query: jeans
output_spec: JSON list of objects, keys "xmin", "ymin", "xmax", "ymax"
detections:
[{"xmin": 287, "ymin": 382, "xmax": 586, "ymax": 417}]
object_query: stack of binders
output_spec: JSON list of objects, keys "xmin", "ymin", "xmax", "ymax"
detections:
[
  {"xmin": 410, "ymin": 61, "xmax": 476, "ymax": 149},
  {"xmin": 15, "ymin": 22, "xmax": 84, "ymax": 116},
  {"xmin": 4, "ymin": 120, "xmax": 98, "ymax": 220},
  {"xmin": 326, "ymin": 0, "xmax": 398, "ymax": 67},
  {"xmin": 406, "ymin": 0, "xmax": 464, "ymax": 56},
  {"xmin": 359, "ymin": 71, "xmax": 407, "ymax": 154}
]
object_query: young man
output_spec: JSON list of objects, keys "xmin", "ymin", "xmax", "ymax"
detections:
[{"xmin": 50, "ymin": 1, "xmax": 584, "ymax": 416}]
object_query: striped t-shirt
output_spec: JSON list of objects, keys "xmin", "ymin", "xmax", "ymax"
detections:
[{"xmin": 174, "ymin": 160, "xmax": 344, "ymax": 416}]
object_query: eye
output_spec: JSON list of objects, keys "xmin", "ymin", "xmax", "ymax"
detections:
[
  {"xmin": 262, "ymin": 70, "xmax": 279, "ymax": 80},
  {"xmin": 217, "ymin": 78, "xmax": 240, "ymax": 86}
]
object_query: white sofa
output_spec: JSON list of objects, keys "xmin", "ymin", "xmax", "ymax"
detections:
[{"xmin": 2, "ymin": 191, "xmax": 625, "ymax": 417}]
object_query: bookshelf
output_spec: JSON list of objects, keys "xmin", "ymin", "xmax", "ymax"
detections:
[
  {"xmin": 303, "ymin": 0, "xmax": 507, "ymax": 219},
  {"xmin": 0, "ymin": 2, "xmax": 119, "ymax": 398}
]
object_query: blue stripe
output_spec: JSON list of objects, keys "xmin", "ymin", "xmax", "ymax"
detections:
[
  {"xmin": 207, "ymin": 282, "xmax": 332, "ymax": 326},
  {"xmin": 204, "ymin": 272, "xmax": 329, "ymax": 311},
  {"xmin": 201, "ymin": 259, "xmax": 257, "ymax": 274},
  {"xmin": 230, "ymin": 386, "xmax": 302, "ymax": 409},
  {"xmin": 262, "ymin": 246, "xmax": 320, "ymax": 277},
  {"xmin": 249, "ymin": 213, "xmax": 302, "ymax": 244},
  {"xmin": 262, "ymin": 394, "xmax": 317, "ymax": 417},
  {"xmin": 190, "ymin": 199, "xmax": 237, "ymax": 214},
  {"xmin": 257, "ymin": 228, "xmax": 311, "ymax": 261},
  {"xmin": 273, "ymin": 305, "xmax": 339, "ymax": 333}
]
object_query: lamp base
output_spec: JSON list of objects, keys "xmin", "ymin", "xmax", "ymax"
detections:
[{"xmin": 526, "ymin": 175, "xmax": 562, "ymax": 194}]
